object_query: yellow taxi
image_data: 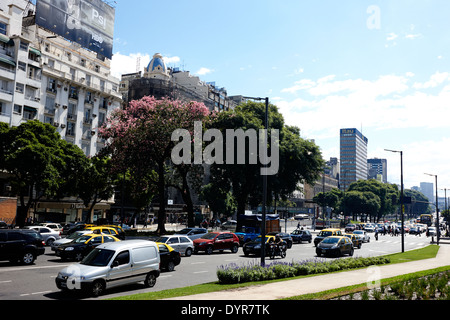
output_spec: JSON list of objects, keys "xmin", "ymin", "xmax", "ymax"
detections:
[
  {"xmin": 343, "ymin": 233, "xmax": 362, "ymax": 249},
  {"xmin": 84, "ymin": 226, "xmax": 125, "ymax": 240},
  {"xmin": 156, "ymin": 242, "xmax": 181, "ymax": 271},
  {"xmin": 314, "ymin": 228, "xmax": 343, "ymax": 247},
  {"xmin": 56, "ymin": 233, "xmax": 120, "ymax": 261}
]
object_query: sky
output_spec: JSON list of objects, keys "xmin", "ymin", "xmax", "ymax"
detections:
[{"xmin": 109, "ymin": 0, "xmax": 450, "ymax": 194}]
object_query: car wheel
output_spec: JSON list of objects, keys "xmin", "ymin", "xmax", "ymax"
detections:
[
  {"xmin": 46, "ymin": 238, "xmax": 55, "ymax": 246},
  {"xmin": 349, "ymin": 248, "xmax": 354, "ymax": 256},
  {"xmin": 90, "ymin": 280, "xmax": 105, "ymax": 297},
  {"xmin": 22, "ymin": 251, "xmax": 35, "ymax": 265},
  {"xmin": 231, "ymin": 244, "xmax": 238, "ymax": 253},
  {"xmin": 167, "ymin": 261, "xmax": 175, "ymax": 272},
  {"xmin": 287, "ymin": 241, "xmax": 292, "ymax": 249},
  {"xmin": 144, "ymin": 273, "xmax": 156, "ymax": 288},
  {"xmin": 185, "ymin": 248, "xmax": 192, "ymax": 257},
  {"xmin": 206, "ymin": 246, "xmax": 213, "ymax": 255}
]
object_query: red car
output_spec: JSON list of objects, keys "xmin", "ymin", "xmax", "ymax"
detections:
[{"xmin": 193, "ymin": 232, "xmax": 240, "ymax": 255}]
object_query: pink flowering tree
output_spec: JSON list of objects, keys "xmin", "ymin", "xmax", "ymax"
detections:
[{"xmin": 99, "ymin": 96, "xmax": 210, "ymax": 233}]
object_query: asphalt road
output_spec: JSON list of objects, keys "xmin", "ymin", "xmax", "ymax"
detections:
[{"xmin": 0, "ymin": 227, "xmax": 431, "ymax": 300}]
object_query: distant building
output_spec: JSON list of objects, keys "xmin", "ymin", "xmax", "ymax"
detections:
[
  {"xmin": 420, "ymin": 182, "xmax": 434, "ymax": 204},
  {"xmin": 339, "ymin": 128, "xmax": 368, "ymax": 190},
  {"xmin": 367, "ymin": 158, "xmax": 387, "ymax": 183},
  {"xmin": 122, "ymin": 53, "xmax": 238, "ymax": 112}
]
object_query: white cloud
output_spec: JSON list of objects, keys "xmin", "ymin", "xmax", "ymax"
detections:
[
  {"xmin": 405, "ymin": 33, "xmax": 422, "ymax": 40},
  {"xmin": 413, "ymin": 71, "xmax": 450, "ymax": 89},
  {"xmin": 387, "ymin": 32, "xmax": 398, "ymax": 41},
  {"xmin": 110, "ymin": 52, "xmax": 150, "ymax": 78},
  {"xmin": 110, "ymin": 53, "xmax": 182, "ymax": 78},
  {"xmin": 195, "ymin": 67, "xmax": 214, "ymax": 76}
]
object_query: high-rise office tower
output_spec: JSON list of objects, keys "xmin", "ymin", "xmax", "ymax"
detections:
[
  {"xmin": 339, "ymin": 128, "xmax": 368, "ymax": 190},
  {"xmin": 367, "ymin": 158, "xmax": 387, "ymax": 183}
]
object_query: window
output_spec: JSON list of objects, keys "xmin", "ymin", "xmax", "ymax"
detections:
[
  {"xmin": 48, "ymin": 78, "xmax": 56, "ymax": 92},
  {"xmin": 13, "ymin": 104, "xmax": 22, "ymax": 114},
  {"xmin": 19, "ymin": 41, "xmax": 28, "ymax": 51},
  {"xmin": 15, "ymin": 83, "xmax": 24, "ymax": 93},
  {"xmin": 69, "ymin": 86, "xmax": 78, "ymax": 99},
  {"xmin": 66, "ymin": 122, "xmax": 75, "ymax": 136},
  {"xmin": 18, "ymin": 62, "xmax": 26, "ymax": 71},
  {"xmin": 114, "ymin": 251, "xmax": 130, "ymax": 266},
  {"xmin": 0, "ymin": 22, "xmax": 7, "ymax": 35}
]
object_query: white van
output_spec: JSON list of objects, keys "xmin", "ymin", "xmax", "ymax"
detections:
[{"xmin": 55, "ymin": 240, "xmax": 160, "ymax": 297}]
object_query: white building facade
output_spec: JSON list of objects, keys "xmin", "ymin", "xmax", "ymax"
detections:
[{"xmin": 0, "ymin": 0, "xmax": 121, "ymax": 157}]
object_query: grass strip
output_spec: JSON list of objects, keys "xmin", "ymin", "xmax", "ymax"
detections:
[{"xmin": 106, "ymin": 244, "xmax": 441, "ymax": 300}]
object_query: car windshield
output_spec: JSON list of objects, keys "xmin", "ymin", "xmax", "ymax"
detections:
[
  {"xmin": 176, "ymin": 229, "xmax": 192, "ymax": 235},
  {"xmin": 156, "ymin": 236, "xmax": 169, "ymax": 243},
  {"xmin": 321, "ymin": 237, "xmax": 340, "ymax": 244},
  {"xmin": 319, "ymin": 231, "xmax": 332, "ymax": 237},
  {"xmin": 199, "ymin": 233, "xmax": 218, "ymax": 240},
  {"xmin": 67, "ymin": 232, "xmax": 84, "ymax": 240},
  {"xmin": 80, "ymin": 248, "xmax": 115, "ymax": 267},
  {"xmin": 73, "ymin": 235, "xmax": 92, "ymax": 243}
]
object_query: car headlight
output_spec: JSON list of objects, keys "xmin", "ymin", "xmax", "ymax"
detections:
[
  {"xmin": 65, "ymin": 247, "xmax": 74, "ymax": 251},
  {"xmin": 254, "ymin": 245, "xmax": 261, "ymax": 249}
]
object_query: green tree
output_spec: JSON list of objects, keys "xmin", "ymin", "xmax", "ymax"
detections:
[
  {"xmin": 2, "ymin": 121, "xmax": 70, "ymax": 227},
  {"xmin": 205, "ymin": 100, "xmax": 324, "ymax": 216},
  {"xmin": 77, "ymin": 156, "xmax": 116, "ymax": 223}
]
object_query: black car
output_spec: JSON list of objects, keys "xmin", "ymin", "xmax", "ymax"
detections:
[
  {"xmin": 267, "ymin": 232, "xmax": 293, "ymax": 248},
  {"xmin": 290, "ymin": 229, "xmax": 312, "ymax": 243},
  {"xmin": 243, "ymin": 236, "xmax": 272, "ymax": 256},
  {"xmin": 157, "ymin": 243, "xmax": 181, "ymax": 271},
  {"xmin": 56, "ymin": 234, "xmax": 119, "ymax": 261},
  {"xmin": 0, "ymin": 229, "xmax": 45, "ymax": 265},
  {"xmin": 316, "ymin": 236, "xmax": 354, "ymax": 257}
]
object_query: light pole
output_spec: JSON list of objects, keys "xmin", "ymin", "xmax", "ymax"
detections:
[
  {"xmin": 243, "ymin": 96, "xmax": 269, "ymax": 266},
  {"xmin": 424, "ymin": 173, "xmax": 440, "ymax": 245},
  {"xmin": 385, "ymin": 149, "xmax": 404, "ymax": 252}
]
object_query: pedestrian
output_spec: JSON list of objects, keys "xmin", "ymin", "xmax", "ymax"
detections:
[{"xmin": 375, "ymin": 228, "xmax": 379, "ymax": 241}]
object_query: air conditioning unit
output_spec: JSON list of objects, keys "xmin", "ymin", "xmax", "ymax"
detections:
[
  {"xmin": 62, "ymin": 105, "xmax": 68, "ymax": 109},
  {"xmin": 53, "ymin": 122, "xmax": 59, "ymax": 127},
  {"xmin": 90, "ymin": 130, "xmax": 96, "ymax": 136},
  {"xmin": 55, "ymin": 103, "xmax": 60, "ymax": 108},
  {"xmin": 60, "ymin": 124, "xmax": 66, "ymax": 129}
]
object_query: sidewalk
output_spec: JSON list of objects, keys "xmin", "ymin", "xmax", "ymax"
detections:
[{"xmin": 166, "ymin": 241, "xmax": 450, "ymax": 300}]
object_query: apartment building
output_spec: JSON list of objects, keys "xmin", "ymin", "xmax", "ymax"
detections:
[
  {"xmin": 0, "ymin": 0, "xmax": 121, "ymax": 157},
  {"xmin": 0, "ymin": 0, "xmax": 121, "ymax": 223}
]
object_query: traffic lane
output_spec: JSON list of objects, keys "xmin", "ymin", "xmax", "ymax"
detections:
[{"xmin": 0, "ymin": 234, "xmax": 432, "ymax": 300}]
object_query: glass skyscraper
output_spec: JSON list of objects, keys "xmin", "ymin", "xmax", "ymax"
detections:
[{"xmin": 339, "ymin": 128, "xmax": 368, "ymax": 190}]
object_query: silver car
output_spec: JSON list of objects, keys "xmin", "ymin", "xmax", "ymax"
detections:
[
  {"xmin": 25, "ymin": 226, "xmax": 61, "ymax": 246},
  {"xmin": 156, "ymin": 235, "xmax": 194, "ymax": 257}
]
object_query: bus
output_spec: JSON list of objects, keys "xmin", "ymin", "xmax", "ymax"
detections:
[{"xmin": 418, "ymin": 214, "xmax": 433, "ymax": 226}]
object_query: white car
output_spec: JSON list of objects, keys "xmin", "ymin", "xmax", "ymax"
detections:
[
  {"xmin": 427, "ymin": 227, "xmax": 437, "ymax": 236},
  {"xmin": 156, "ymin": 235, "xmax": 194, "ymax": 257},
  {"xmin": 25, "ymin": 226, "xmax": 61, "ymax": 246},
  {"xmin": 353, "ymin": 230, "xmax": 370, "ymax": 243},
  {"xmin": 39, "ymin": 223, "xmax": 63, "ymax": 232}
]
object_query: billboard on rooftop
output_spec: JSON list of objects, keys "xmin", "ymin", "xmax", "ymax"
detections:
[{"xmin": 35, "ymin": 0, "xmax": 115, "ymax": 59}]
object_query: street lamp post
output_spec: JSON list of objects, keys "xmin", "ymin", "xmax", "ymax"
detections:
[
  {"xmin": 243, "ymin": 96, "xmax": 269, "ymax": 266},
  {"xmin": 425, "ymin": 173, "xmax": 440, "ymax": 245},
  {"xmin": 385, "ymin": 149, "xmax": 404, "ymax": 252}
]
